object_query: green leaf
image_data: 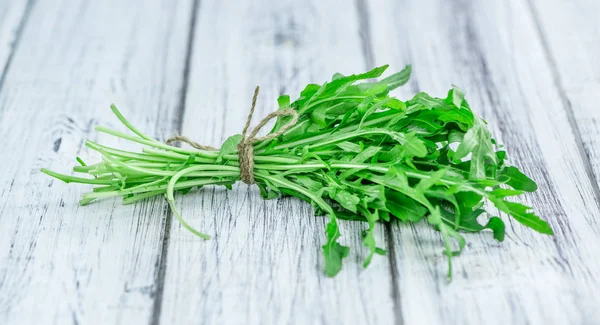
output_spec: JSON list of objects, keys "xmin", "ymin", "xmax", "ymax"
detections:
[
  {"xmin": 406, "ymin": 92, "xmax": 449, "ymax": 113},
  {"xmin": 359, "ymin": 98, "xmax": 392, "ymax": 128},
  {"xmin": 489, "ymin": 198, "xmax": 553, "ymax": 235},
  {"xmin": 300, "ymin": 65, "xmax": 390, "ymax": 115},
  {"xmin": 485, "ymin": 217, "xmax": 505, "ymax": 241},
  {"xmin": 353, "ymin": 83, "xmax": 389, "ymax": 97},
  {"xmin": 311, "ymin": 104, "xmax": 329, "ymax": 127},
  {"xmin": 400, "ymin": 132, "xmax": 428, "ymax": 158},
  {"xmin": 354, "ymin": 64, "xmax": 389, "ymax": 80},
  {"xmin": 293, "ymin": 175, "xmax": 324, "ymax": 193},
  {"xmin": 386, "ymin": 98, "xmax": 407, "ymax": 110},
  {"xmin": 443, "ymin": 208, "xmax": 484, "ymax": 231},
  {"xmin": 416, "ymin": 169, "xmax": 447, "ymax": 194},
  {"xmin": 216, "ymin": 134, "xmax": 242, "ymax": 163},
  {"xmin": 257, "ymin": 183, "xmax": 280, "ymax": 200},
  {"xmin": 330, "ymin": 189, "xmax": 360, "ymax": 213},
  {"xmin": 332, "ymin": 72, "xmax": 345, "ymax": 80},
  {"xmin": 454, "ymin": 118, "xmax": 497, "ymax": 180},
  {"xmin": 427, "ymin": 206, "xmax": 466, "ymax": 278},
  {"xmin": 277, "ymin": 95, "xmax": 290, "ymax": 109},
  {"xmin": 296, "ymin": 83, "xmax": 323, "ymax": 107},
  {"xmin": 379, "ymin": 210, "xmax": 390, "ymax": 222},
  {"xmin": 499, "ymin": 166, "xmax": 538, "ymax": 192},
  {"xmin": 361, "ymin": 208, "xmax": 379, "ymax": 267},
  {"xmin": 449, "ymin": 86, "xmax": 465, "ymax": 109},
  {"xmin": 385, "ymin": 190, "xmax": 428, "ymax": 222},
  {"xmin": 356, "ymin": 96, "xmax": 376, "ymax": 116},
  {"xmin": 336, "ymin": 210, "xmax": 366, "ymax": 221},
  {"xmin": 336, "ymin": 141, "xmax": 362, "ymax": 153},
  {"xmin": 380, "ymin": 64, "xmax": 412, "ymax": 91},
  {"xmin": 323, "ymin": 219, "xmax": 350, "ymax": 277},
  {"xmin": 352, "ymin": 146, "xmax": 382, "ymax": 163}
]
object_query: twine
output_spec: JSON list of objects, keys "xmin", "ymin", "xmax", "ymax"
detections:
[{"xmin": 166, "ymin": 86, "xmax": 299, "ymax": 184}]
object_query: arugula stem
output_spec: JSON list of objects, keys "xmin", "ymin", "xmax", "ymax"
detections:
[
  {"xmin": 257, "ymin": 113, "xmax": 396, "ymax": 152},
  {"xmin": 42, "ymin": 168, "xmax": 115, "ymax": 185}
]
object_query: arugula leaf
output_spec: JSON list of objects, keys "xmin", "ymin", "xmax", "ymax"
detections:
[
  {"xmin": 277, "ymin": 95, "xmax": 290, "ymax": 109},
  {"xmin": 380, "ymin": 65, "xmax": 412, "ymax": 91},
  {"xmin": 323, "ymin": 219, "xmax": 350, "ymax": 277},
  {"xmin": 499, "ymin": 166, "xmax": 538, "ymax": 192},
  {"xmin": 217, "ymin": 134, "xmax": 242, "ymax": 163},
  {"xmin": 454, "ymin": 118, "xmax": 497, "ymax": 179},
  {"xmin": 485, "ymin": 217, "xmax": 506, "ymax": 241},
  {"xmin": 449, "ymin": 86, "xmax": 465, "ymax": 109},
  {"xmin": 489, "ymin": 198, "xmax": 553, "ymax": 235},
  {"xmin": 385, "ymin": 190, "xmax": 428, "ymax": 222},
  {"xmin": 361, "ymin": 207, "xmax": 379, "ymax": 267},
  {"xmin": 329, "ymin": 188, "xmax": 360, "ymax": 213},
  {"xmin": 336, "ymin": 141, "xmax": 362, "ymax": 153}
]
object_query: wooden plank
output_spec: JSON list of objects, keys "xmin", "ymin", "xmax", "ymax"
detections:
[
  {"xmin": 0, "ymin": 0, "xmax": 31, "ymax": 84},
  {"xmin": 528, "ymin": 0, "xmax": 600, "ymax": 195},
  {"xmin": 157, "ymin": 1, "xmax": 396, "ymax": 324},
  {"xmin": 0, "ymin": 0, "xmax": 194, "ymax": 324},
  {"xmin": 365, "ymin": 0, "xmax": 600, "ymax": 324}
]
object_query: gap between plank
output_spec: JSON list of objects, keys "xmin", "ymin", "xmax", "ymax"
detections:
[
  {"xmin": 150, "ymin": 0, "xmax": 201, "ymax": 324},
  {"xmin": 354, "ymin": 0, "xmax": 404, "ymax": 324},
  {"xmin": 384, "ymin": 224, "xmax": 404, "ymax": 325},
  {"xmin": 0, "ymin": 0, "xmax": 36, "ymax": 93},
  {"xmin": 355, "ymin": 0, "xmax": 374, "ymax": 70},
  {"xmin": 525, "ymin": 0, "xmax": 600, "ymax": 209}
]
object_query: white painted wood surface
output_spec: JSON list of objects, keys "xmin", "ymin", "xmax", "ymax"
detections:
[
  {"xmin": 0, "ymin": 0, "xmax": 193, "ymax": 324},
  {"xmin": 530, "ymin": 0, "xmax": 600, "ymax": 191},
  {"xmin": 0, "ymin": 0, "xmax": 29, "ymax": 83},
  {"xmin": 0, "ymin": 0, "xmax": 599, "ymax": 324},
  {"xmin": 366, "ymin": 0, "xmax": 600, "ymax": 324}
]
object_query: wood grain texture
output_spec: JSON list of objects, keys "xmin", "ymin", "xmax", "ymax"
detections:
[
  {"xmin": 364, "ymin": 0, "xmax": 600, "ymax": 324},
  {"xmin": 528, "ymin": 0, "xmax": 600, "ymax": 195},
  {"xmin": 157, "ymin": 1, "xmax": 396, "ymax": 324},
  {"xmin": 0, "ymin": 0, "xmax": 193, "ymax": 324},
  {"xmin": 0, "ymin": 0, "xmax": 31, "ymax": 85},
  {"xmin": 0, "ymin": 1, "xmax": 598, "ymax": 324}
]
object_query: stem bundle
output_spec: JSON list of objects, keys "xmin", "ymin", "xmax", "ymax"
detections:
[{"xmin": 43, "ymin": 65, "xmax": 552, "ymax": 277}]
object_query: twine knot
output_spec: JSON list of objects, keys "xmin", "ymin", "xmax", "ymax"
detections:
[{"xmin": 166, "ymin": 86, "xmax": 298, "ymax": 184}]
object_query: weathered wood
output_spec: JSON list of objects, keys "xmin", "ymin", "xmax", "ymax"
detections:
[
  {"xmin": 0, "ymin": 0, "xmax": 194, "ymax": 324},
  {"xmin": 157, "ymin": 1, "xmax": 396, "ymax": 324},
  {"xmin": 528, "ymin": 0, "xmax": 600, "ymax": 197},
  {"xmin": 0, "ymin": 0, "xmax": 30, "ymax": 85},
  {"xmin": 365, "ymin": 0, "xmax": 600, "ymax": 324},
  {"xmin": 0, "ymin": 1, "xmax": 598, "ymax": 324}
]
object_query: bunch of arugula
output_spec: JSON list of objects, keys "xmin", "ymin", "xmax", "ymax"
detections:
[{"xmin": 42, "ymin": 65, "xmax": 553, "ymax": 277}]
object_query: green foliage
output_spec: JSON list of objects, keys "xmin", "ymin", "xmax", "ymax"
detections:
[
  {"xmin": 42, "ymin": 65, "xmax": 553, "ymax": 279},
  {"xmin": 217, "ymin": 134, "xmax": 242, "ymax": 163}
]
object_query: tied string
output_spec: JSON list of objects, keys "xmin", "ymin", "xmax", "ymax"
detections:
[{"xmin": 166, "ymin": 86, "xmax": 299, "ymax": 184}]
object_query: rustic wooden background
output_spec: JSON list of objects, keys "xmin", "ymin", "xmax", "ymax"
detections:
[{"xmin": 1, "ymin": 0, "xmax": 599, "ymax": 324}]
